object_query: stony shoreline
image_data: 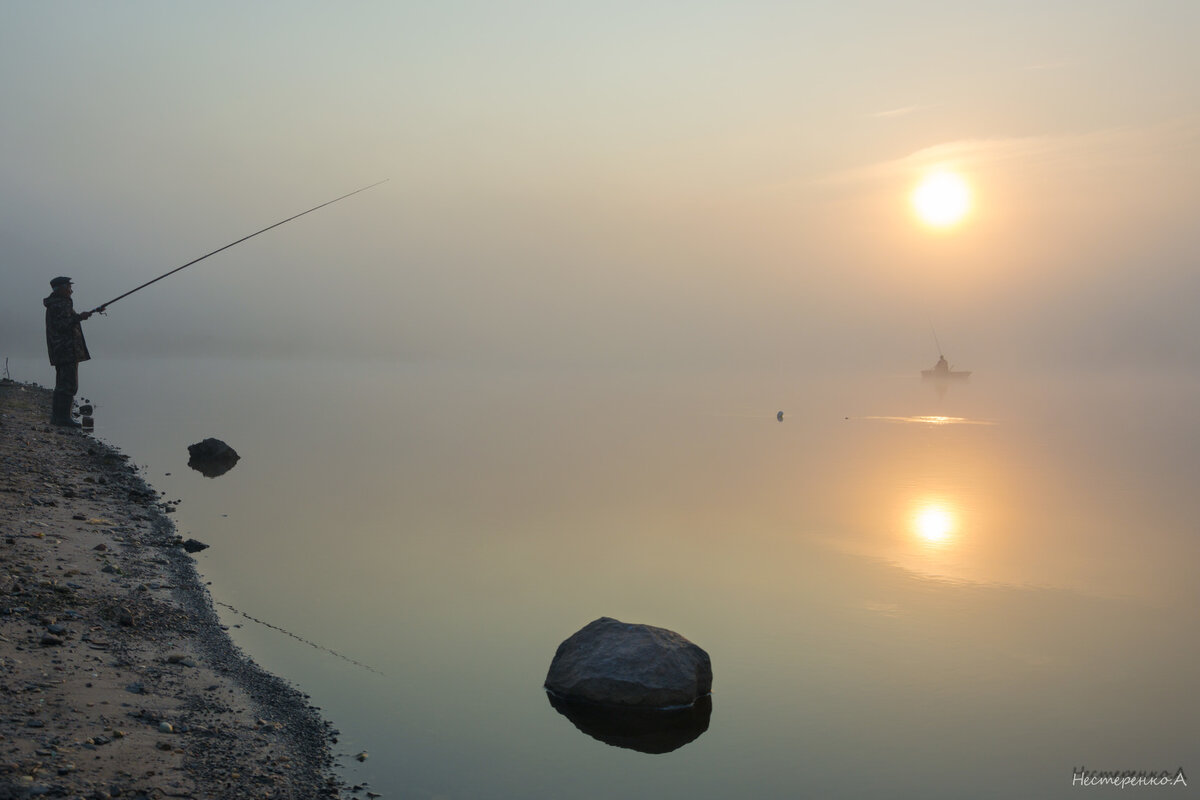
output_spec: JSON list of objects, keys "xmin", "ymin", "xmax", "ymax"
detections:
[{"xmin": 0, "ymin": 380, "xmax": 340, "ymax": 799}]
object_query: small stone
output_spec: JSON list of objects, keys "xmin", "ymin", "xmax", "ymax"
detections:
[
  {"xmin": 187, "ymin": 438, "xmax": 240, "ymax": 477},
  {"xmin": 117, "ymin": 608, "xmax": 135, "ymax": 626},
  {"xmin": 355, "ymin": 751, "xmax": 369, "ymax": 762},
  {"xmin": 40, "ymin": 633, "xmax": 63, "ymax": 646},
  {"xmin": 93, "ymin": 543, "xmax": 108, "ymax": 551},
  {"xmin": 158, "ymin": 722, "xmax": 174, "ymax": 734}
]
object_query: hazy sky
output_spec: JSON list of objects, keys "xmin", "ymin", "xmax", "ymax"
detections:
[{"xmin": 3, "ymin": 1, "xmax": 1198, "ymax": 371}]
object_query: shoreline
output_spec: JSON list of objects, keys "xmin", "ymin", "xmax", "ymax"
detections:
[{"xmin": 0, "ymin": 380, "xmax": 339, "ymax": 799}]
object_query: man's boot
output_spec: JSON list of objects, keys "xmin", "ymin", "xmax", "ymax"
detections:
[{"xmin": 51, "ymin": 393, "xmax": 81, "ymax": 427}]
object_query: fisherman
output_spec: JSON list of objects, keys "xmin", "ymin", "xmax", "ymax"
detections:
[
  {"xmin": 934, "ymin": 355, "xmax": 949, "ymax": 374},
  {"xmin": 43, "ymin": 277, "xmax": 104, "ymax": 427}
]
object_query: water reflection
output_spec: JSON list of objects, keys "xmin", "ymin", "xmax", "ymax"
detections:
[
  {"xmin": 912, "ymin": 500, "xmax": 956, "ymax": 546},
  {"xmin": 863, "ymin": 415, "xmax": 995, "ymax": 426},
  {"xmin": 44, "ymin": 357, "xmax": 1200, "ymax": 799},
  {"xmin": 546, "ymin": 693, "xmax": 712, "ymax": 754}
]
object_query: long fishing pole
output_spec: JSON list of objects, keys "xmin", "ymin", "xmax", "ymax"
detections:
[
  {"xmin": 89, "ymin": 179, "xmax": 388, "ymax": 314},
  {"xmin": 930, "ymin": 324, "xmax": 944, "ymax": 358}
]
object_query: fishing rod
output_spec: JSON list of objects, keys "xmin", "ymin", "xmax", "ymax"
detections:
[
  {"xmin": 89, "ymin": 179, "xmax": 388, "ymax": 314},
  {"xmin": 930, "ymin": 324, "xmax": 944, "ymax": 358}
]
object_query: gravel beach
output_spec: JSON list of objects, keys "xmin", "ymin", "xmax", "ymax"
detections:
[{"xmin": 0, "ymin": 380, "xmax": 339, "ymax": 799}]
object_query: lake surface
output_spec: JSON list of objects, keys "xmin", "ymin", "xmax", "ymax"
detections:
[{"xmin": 9, "ymin": 356, "xmax": 1198, "ymax": 798}]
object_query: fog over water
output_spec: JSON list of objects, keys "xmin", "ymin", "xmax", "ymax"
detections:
[
  {"xmin": 4, "ymin": 3, "xmax": 1200, "ymax": 798},
  {"xmin": 3, "ymin": 4, "xmax": 1199, "ymax": 373},
  {"xmin": 4, "ymin": 353, "xmax": 1198, "ymax": 799}
]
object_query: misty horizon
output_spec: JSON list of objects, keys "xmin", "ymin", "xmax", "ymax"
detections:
[{"xmin": 4, "ymin": 4, "xmax": 1199, "ymax": 375}]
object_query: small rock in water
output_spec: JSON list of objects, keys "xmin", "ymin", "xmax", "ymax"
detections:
[
  {"xmin": 181, "ymin": 538, "xmax": 209, "ymax": 553},
  {"xmin": 355, "ymin": 751, "xmax": 369, "ymax": 762},
  {"xmin": 187, "ymin": 438, "xmax": 240, "ymax": 478}
]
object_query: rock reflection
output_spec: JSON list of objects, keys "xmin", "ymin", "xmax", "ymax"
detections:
[{"xmin": 546, "ymin": 692, "xmax": 712, "ymax": 754}]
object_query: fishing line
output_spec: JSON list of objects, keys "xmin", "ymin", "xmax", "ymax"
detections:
[{"xmin": 214, "ymin": 600, "xmax": 386, "ymax": 676}]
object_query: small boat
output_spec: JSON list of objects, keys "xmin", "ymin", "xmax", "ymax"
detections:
[
  {"xmin": 921, "ymin": 368, "xmax": 971, "ymax": 380},
  {"xmin": 922, "ymin": 353, "xmax": 970, "ymax": 380}
]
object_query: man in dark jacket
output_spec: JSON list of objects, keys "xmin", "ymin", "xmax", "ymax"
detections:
[{"xmin": 43, "ymin": 276, "xmax": 103, "ymax": 427}]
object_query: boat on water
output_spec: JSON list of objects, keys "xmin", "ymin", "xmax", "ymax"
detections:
[
  {"xmin": 921, "ymin": 368, "xmax": 971, "ymax": 380},
  {"xmin": 921, "ymin": 354, "xmax": 970, "ymax": 380}
]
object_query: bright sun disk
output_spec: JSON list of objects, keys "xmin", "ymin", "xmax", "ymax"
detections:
[
  {"xmin": 912, "ymin": 171, "xmax": 971, "ymax": 227},
  {"xmin": 914, "ymin": 506, "xmax": 954, "ymax": 543}
]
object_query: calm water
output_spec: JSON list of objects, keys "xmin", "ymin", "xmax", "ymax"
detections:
[{"xmin": 10, "ymin": 356, "xmax": 1199, "ymax": 798}]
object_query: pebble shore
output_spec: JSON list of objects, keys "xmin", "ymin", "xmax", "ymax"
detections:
[{"xmin": 0, "ymin": 380, "xmax": 340, "ymax": 799}]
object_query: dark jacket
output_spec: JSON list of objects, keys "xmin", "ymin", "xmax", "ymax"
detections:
[{"xmin": 44, "ymin": 294, "xmax": 91, "ymax": 366}]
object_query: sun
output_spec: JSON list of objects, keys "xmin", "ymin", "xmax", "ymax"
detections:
[
  {"xmin": 913, "ymin": 505, "xmax": 955, "ymax": 544},
  {"xmin": 911, "ymin": 171, "xmax": 971, "ymax": 228}
]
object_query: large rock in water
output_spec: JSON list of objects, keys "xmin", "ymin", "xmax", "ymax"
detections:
[
  {"xmin": 544, "ymin": 617, "xmax": 712, "ymax": 708},
  {"xmin": 187, "ymin": 438, "xmax": 240, "ymax": 478}
]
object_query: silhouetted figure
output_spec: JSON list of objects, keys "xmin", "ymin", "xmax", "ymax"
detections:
[
  {"xmin": 43, "ymin": 277, "xmax": 103, "ymax": 427},
  {"xmin": 933, "ymin": 354, "xmax": 949, "ymax": 374}
]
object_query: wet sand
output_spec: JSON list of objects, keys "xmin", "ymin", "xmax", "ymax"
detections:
[{"xmin": 0, "ymin": 380, "xmax": 339, "ymax": 799}]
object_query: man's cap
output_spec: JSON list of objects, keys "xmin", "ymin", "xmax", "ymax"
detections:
[{"xmin": 50, "ymin": 276, "xmax": 73, "ymax": 288}]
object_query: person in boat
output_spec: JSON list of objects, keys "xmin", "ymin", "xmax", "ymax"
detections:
[
  {"xmin": 43, "ymin": 276, "xmax": 103, "ymax": 427},
  {"xmin": 933, "ymin": 355, "xmax": 949, "ymax": 374}
]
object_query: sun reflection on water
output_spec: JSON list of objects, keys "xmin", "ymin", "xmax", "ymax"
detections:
[
  {"xmin": 864, "ymin": 415, "xmax": 996, "ymax": 426},
  {"xmin": 912, "ymin": 502, "xmax": 956, "ymax": 546}
]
